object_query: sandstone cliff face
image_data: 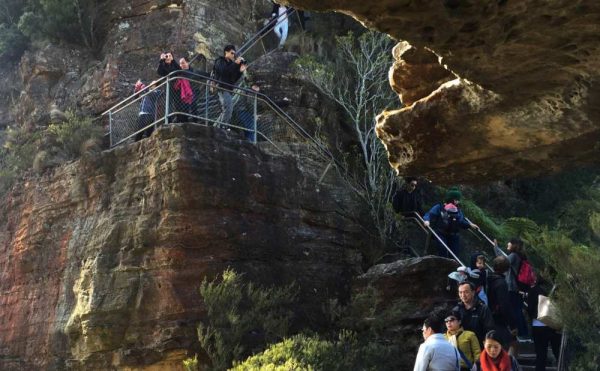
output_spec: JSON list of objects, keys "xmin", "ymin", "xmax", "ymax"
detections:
[
  {"xmin": 282, "ymin": 0, "xmax": 600, "ymax": 183},
  {"xmin": 0, "ymin": 125, "xmax": 368, "ymax": 370}
]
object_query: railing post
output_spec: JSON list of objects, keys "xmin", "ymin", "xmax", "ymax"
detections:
[
  {"xmin": 164, "ymin": 76, "xmax": 170, "ymax": 126},
  {"xmin": 204, "ymin": 83, "xmax": 209, "ymax": 125},
  {"xmin": 252, "ymin": 93, "xmax": 258, "ymax": 144},
  {"xmin": 108, "ymin": 111, "xmax": 113, "ymax": 147}
]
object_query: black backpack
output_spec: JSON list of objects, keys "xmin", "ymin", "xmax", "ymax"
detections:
[{"xmin": 438, "ymin": 203, "xmax": 461, "ymax": 234}]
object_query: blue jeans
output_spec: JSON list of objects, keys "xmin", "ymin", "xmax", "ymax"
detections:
[
  {"xmin": 238, "ymin": 110, "xmax": 256, "ymax": 142},
  {"xmin": 217, "ymin": 91, "xmax": 233, "ymax": 125}
]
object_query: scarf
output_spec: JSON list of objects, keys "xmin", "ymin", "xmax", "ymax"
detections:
[
  {"xmin": 479, "ymin": 349, "xmax": 512, "ymax": 371},
  {"xmin": 174, "ymin": 79, "xmax": 194, "ymax": 104}
]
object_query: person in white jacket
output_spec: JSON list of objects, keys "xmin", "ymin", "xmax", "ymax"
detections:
[
  {"xmin": 271, "ymin": 2, "xmax": 290, "ymax": 48},
  {"xmin": 414, "ymin": 313, "xmax": 461, "ymax": 371}
]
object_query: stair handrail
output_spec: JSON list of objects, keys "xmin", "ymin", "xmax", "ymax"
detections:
[
  {"xmin": 408, "ymin": 211, "xmax": 466, "ymax": 267},
  {"xmin": 103, "ymin": 69, "xmax": 348, "ymax": 173},
  {"xmin": 237, "ymin": 8, "xmax": 297, "ymax": 58},
  {"xmin": 465, "ymin": 217, "xmax": 497, "ymax": 248},
  {"xmin": 101, "ymin": 75, "xmax": 169, "ymax": 116}
]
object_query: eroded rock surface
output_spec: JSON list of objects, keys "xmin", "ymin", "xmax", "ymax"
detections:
[
  {"xmin": 282, "ymin": 0, "xmax": 600, "ymax": 182},
  {"xmin": 0, "ymin": 126, "xmax": 367, "ymax": 370}
]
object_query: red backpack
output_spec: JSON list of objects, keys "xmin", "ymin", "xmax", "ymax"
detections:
[{"xmin": 517, "ymin": 259, "xmax": 537, "ymax": 289}]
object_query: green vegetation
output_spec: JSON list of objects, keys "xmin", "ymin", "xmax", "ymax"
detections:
[
  {"xmin": 231, "ymin": 331, "xmax": 398, "ymax": 371},
  {"xmin": 0, "ymin": 0, "xmax": 107, "ymax": 60},
  {"xmin": 185, "ymin": 269, "xmax": 297, "ymax": 371},
  {"xmin": 185, "ymin": 269, "xmax": 412, "ymax": 370},
  {"xmin": 295, "ymin": 31, "xmax": 399, "ymax": 261},
  {"xmin": 460, "ymin": 172, "xmax": 600, "ymax": 370},
  {"xmin": 0, "ymin": 111, "xmax": 103, "ymax": 194}
]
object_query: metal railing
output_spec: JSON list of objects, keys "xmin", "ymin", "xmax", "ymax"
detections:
[
  {"xmin": 405, "ymin": 211, "xmax": 466, "ymax": 266},
  {"xmin": 237, "ymin": 8, "xmax": 300, "ymax": 59},
  {"xmin": 103, "ymin": 70, "xmax": 336, "ymax": 161}
]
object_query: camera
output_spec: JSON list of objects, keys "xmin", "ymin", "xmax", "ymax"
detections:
[{"xmin": 239, "ymin": 57, "xmax": 247, "ymax": 65}]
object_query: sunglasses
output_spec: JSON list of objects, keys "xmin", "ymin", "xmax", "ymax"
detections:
[{"xmin": 445, "ymin": 318, "xmax": 458, "ymax": 323}]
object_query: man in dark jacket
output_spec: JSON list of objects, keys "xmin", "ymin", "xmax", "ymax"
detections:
[
  {"xmin": 392, "ymin": 177, "xmax": 423, "ymax": 216},
  {"xmin": 487, "ymin": 256, "xmax": 517, "ymax": 350},
  {"xmin": 453, "ymin": 282, "xmax": 495, "ymax": 346},
  {"xmin": 213, "ymin": 44, "xmax": 246, "ymax": 126}
]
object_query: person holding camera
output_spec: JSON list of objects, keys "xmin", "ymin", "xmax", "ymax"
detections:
[
  {"xmin": 157, "ymin": 52, "xmax": 182, "ymax": 123},
  {"xmin": 212, "ymin": 45, "xmax": 247, "ymax": 126}
]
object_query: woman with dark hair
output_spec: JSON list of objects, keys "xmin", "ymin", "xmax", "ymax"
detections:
[
  {"xmin": 472, "ymin": 330, "xmax": 521, "ymax": 371},
  {"xmin": 157, "ymin": 52, "xmax": 183, "ymax": 123}
]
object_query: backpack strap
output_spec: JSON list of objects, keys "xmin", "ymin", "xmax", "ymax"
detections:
[
  {"xmin": 455, "ymin": 332, "xmax": 473, "ymax": 370},
  {"xmin": 454, "ymin": 347, "xmax": 460, "ymax": 371}
]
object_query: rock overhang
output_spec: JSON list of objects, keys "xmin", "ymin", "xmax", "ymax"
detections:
[{"xmin": 280, "ymin": 0, "xmax": 600, "ymax": 183}]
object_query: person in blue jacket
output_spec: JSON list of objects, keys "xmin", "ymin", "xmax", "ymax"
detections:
[{"xmin": 423, "ymin": 188, "xmax": 478, "ymax": 258}]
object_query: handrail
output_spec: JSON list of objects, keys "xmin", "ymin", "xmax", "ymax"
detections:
[
  {"xmin": 103, "ymin": 69, "xmax": 344, "ymax": 170},
  {"xmin": 465, "ymin": 217, "xmax": 497, "ymax": 248},
  {"xmin": 408, "ymin": 212, "xmax": 466, "ymax": 267},
  {"xmin": 101, "ymin": 75, "xmax": 169, "ymax": 116},
  {"xmin": 237, "ymin": 8, "xmax": 297, "ymax": 58}
]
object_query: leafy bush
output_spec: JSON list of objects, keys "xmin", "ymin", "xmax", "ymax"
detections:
[
  {"xmin": 47, "ymin": 111, "xmax": 103, "ymax": 160},
  {"xmin": 15, "ymin": 0, "xmax": 106, "ymax": 50},
  {"xmin": 188, "ymin": 269, "xmax": 297, "ymax": 370},
  {"xmin": 232, "ymin": 330, "xmax": 399, "ymax": 371},
  {"xmin": 0, "ymin": 112, "xmax": 103, "ymax": 195},
  {"xmin": 526, "ymin": 229, "xmax": 600, "ymax": 370},
  {"xmin": 460, "ymin": 199, "xmax": 505, "ymax": 239}
]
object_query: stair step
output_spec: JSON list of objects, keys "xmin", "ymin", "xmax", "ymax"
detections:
[{"xmin": 521, "ymin": 366, "xmax": 557, "ymax": 371}]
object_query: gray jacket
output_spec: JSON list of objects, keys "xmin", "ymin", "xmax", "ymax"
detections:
[{"xmin": 493, "ymin": 245, "xmax": 521, "ymax": 292}]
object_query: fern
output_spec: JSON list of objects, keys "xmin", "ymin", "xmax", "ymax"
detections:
[{"xmin": 501, "ymin": 217, "xmax": 540, "ymax": 239}]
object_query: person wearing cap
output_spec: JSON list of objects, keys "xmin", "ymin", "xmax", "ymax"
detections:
[
  {"xmin": 454, "ymin": 282, "xmax": 495, "ymax": 346},
  {"xmin": 445, "ymin": 311, "xmax": 481, "ymax": 371},
  {"xmin": 423, "ymin": 187, "xmax": 478, "ymax": 258},
  {"xmin": 414, "ymin": 312, "xmax": 461, "ymax": 371},
  {"xmin": 472, "ymin": 330, "xmax": 521, "ymax": 371}
]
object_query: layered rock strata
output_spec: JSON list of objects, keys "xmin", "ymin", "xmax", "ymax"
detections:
[
  {"xmin": 0, "ymin": 126, "xmax": 367, "ymax": 370},
  {"xmin": 282, "ymin": 0, "xmax": 600, "ymax": 183}
]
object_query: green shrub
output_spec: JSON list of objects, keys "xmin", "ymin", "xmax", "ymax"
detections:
[
  {"xmin": 0, "ymin": 112, "xmax": 103, "ymax": 195},
  {"xmin": 16, "ymin": 0, "xmax": 106, "ymax": 50},
  {"xmin": 188, "ymin": 269, "xmax": 297, "ymax": 370},
  {"xmin": 460, "ymin": 199, "xmax": 505, "ymax": 239},
  {"xmin": 527, "ymin": 229, "xmax": 600, "ymax": 370},
  {"xmin": 0, "ymin": 125, "xmax": 42, "ymax": 192},
  {"xmin": 47, "ymin": 111, "xmax": 103, "ymax": 160},
  {"xmin": 232, "ymin": 331, "xmax": 399, "ymax": 371}
]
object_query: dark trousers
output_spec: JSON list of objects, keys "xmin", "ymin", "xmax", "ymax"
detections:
[
  {"xmin": 135, "ymin": 113, "xmax": 155, "ymax": 141},
  {"xmin": 435, "ymin": 232, "xmax": 460, "ymax": 258},
  {"xmin": 509, "ymin": 291, "xmax": 528, "ymax": 337},
  {"xmin": 532, "ymin": 326, "xmax": 561, "ymax": 371},
  {"xmin": 238, "ymin": 110, "xmax": 256, "ymax": 141}
]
